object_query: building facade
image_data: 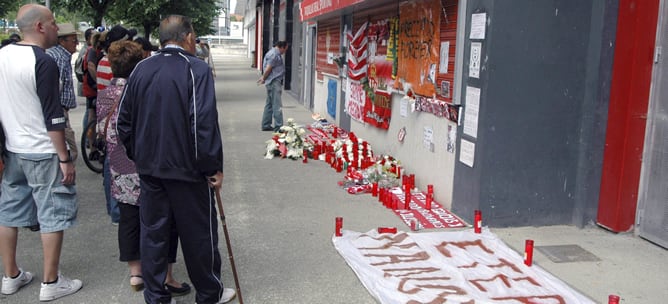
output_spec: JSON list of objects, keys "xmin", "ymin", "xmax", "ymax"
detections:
[{"xmin": 248, "ymin": 0, "xmax": 668, "ymax": 248}]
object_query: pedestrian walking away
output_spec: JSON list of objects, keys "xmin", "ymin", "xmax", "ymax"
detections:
[
  {"xmin": 258, "ymin": 41, "xmax": 289, "ymax": 132},
  {"xmin": 117, "ymin": 14, "xmax": 235, "ymax": 304},
  {"xmin": 0, "ymin": 4, "xmax": 82, "ymax": 302}
]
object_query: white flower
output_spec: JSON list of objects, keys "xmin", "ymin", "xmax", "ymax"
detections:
[
  {"xmin": 264, "ymin": 140, "xmax": 278, "ymax": 159},
  {"xmin": 286, "ymin": 148, "xmax": 301, "ymax": 159},
  {"xmin": 262, "ymin": 118, "xmax": 312, "ymax": 160}
]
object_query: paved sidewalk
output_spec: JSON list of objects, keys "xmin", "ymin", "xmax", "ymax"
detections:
[{"xmin": 0, "ymin": 49, "xmax": 665, "ymax": 304}]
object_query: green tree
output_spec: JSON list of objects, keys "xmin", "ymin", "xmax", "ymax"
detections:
[
  {"xmin": 0, "ymin": 0, "xmax": 20, "ymax": 23},
  {"xmin": 109, "ymin": 0, "xmax": 219, "ymax": 39},
  {"xmin": 51, "ymin": 0, "xmax": 116, "ymax": 27}
]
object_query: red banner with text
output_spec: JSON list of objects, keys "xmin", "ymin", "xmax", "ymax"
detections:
[{"xmin": 300, "ymin": 0, "xmax": 366, "ymax": 22}]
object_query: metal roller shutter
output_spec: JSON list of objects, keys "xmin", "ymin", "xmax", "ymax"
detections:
[{"xmin": 316, "ymin": 17, "xmax": 341, "ymax": 80}]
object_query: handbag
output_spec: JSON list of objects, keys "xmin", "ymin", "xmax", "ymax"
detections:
[{"xmin": 94, "ymin": 100, "xmax": 120, "ymax": 156}]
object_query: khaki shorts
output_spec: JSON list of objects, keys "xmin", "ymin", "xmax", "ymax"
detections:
[{"xmin": 64, "ymin": 111, "xmax": 78, "ymax": 161}]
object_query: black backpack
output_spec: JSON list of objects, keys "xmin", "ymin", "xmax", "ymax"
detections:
[{"xmin": 74, "ymin": 52, "xmax": 84, "ymax": 82}]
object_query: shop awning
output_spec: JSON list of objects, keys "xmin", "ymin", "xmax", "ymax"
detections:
[{"xmin": 299, "ymin": 0, "xmax": 366, "ymax": 22}]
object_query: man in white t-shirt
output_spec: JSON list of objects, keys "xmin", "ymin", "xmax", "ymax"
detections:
[{"xmin": 0, "ymin": 4, "xmax": 82, "ymax": 302}]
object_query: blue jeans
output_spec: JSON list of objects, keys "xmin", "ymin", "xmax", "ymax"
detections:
[
  {"xmin": 261, "ymin": 78, "xmax": 284, "ymax": 130},
  {"xmin": 0, "ymin": 152, "xmax": 77, "ymax": 233},
  {"xmin": 104, "ymin": 157, "xmax": 120, "ymax": 223}
]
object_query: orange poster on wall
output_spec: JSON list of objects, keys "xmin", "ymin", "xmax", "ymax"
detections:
[{"xmin": 397, "ymin": 0, "xmax": 441, "ymax": 97}]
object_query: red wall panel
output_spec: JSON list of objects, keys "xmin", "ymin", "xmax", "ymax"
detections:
[
  {"xmin": 435, "ymin": 0, "xmax": 458, "ymax": 102},
  {"xmin": 597, "ymin": 0, "xmax": 660, "ymax": 232}
]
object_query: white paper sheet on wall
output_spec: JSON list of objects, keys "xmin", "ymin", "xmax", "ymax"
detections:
[
  {"xmin": 463, "ymin": 86, "xmax": 480, "ymax": 138},
  {"xmin": 460, "ymin": 139, "xmax": 475, "ymax": 167},
  {"xmin": 469, "ymin": 42, "xmax": 481, "ymax": 78},
  {"xmin": 439, "ymin": 41, "xmax": 450, "ymax": 74},
  {"xmin": 470, "ymin": 13, "xmax": 487, "ymax": 39}
]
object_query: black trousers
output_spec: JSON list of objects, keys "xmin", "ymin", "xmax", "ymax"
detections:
[
  {"xmin": 117, "ymin": 203, "xmax": 178, "ymax": 263},
  {"xmin": 139, "ymin": 175, "xmax": 224, "ymax": 304}
]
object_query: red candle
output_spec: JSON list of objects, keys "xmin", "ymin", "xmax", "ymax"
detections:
[
  {"xmin": 377, "ymin": 227, "xmax": 397, "ymax": 234},
  {"xmin": 302, "ymin": 149, "xmax": 308, "ymax": 163},
  {"xmin": 426, "ymin": 185, "xmax": 434, "ymax": 209},
  {"xmin": 474, "ymin": 210, "xmax": 482, "ymax": 233},
  {"xmin": 608, "ymin": 295, "xmax": 620, "ymax": 304},
  {"xmin": 410, "ymin": 219, "xmax": 418, "ymax": 231},
  {"xmin": 426, "ymin": 193, "xmax": 432, "ymax": 210},
  {"xmin": 332, "ymin": 127, "xmax": 338, "ymax": 138},
  {"xmin": 372, "ymin": 182, "xmax": 378, "ymax": 197},
  {"xmin": 404, "ymin": 183, "xmax": 411, "ymax": 210},
  {"xmin": 335, "ymin": 217, "xmax": 343, "ymax": 237},
  {"xmin": 385, "ymin": 189, "xmax": 392, "ymax": 208},
  {"xmin": 524, "ymin": 239, "xmax": 534, "ymax": 266}
]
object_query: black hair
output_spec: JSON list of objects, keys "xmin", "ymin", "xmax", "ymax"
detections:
[
  {"xmin": 85, "ymin": 28, "xmax": 94, "ymax": 42},
  {"xmin": 133, "ymin": 37, "xmax": 158, "ymax": 52}
]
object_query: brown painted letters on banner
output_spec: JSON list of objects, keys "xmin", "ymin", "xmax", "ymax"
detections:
[{"xmin": 397, "ymin": 0, "xmax": 441, "ymax": 97}]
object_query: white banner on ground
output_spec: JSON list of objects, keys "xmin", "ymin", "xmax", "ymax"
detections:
[{"xmin": 333, "ymin": 229, "xmax": 595, "ymax": 304}]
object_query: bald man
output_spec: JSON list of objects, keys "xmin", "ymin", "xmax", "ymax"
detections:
[{"xmin": 0, "ymin": 4, "xmax": 83, "ymax": 302}]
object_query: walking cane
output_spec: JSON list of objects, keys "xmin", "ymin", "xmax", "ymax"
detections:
[{"xmin": 214, "ymin": 188, "xmax": 244, "ymax": 304}]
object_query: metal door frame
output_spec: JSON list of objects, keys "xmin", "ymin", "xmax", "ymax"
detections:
[
  {"xmin": 637, "ymin": 0, "xmax": 668, "ymax": 248},
  {"xmin": 303, "ymin": 24, "xmax": 317, "ymax": 110}
]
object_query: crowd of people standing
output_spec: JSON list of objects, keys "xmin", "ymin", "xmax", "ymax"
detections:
[{"xmin": 0, "ymin": 4, "xmax": 235, "ymax": 304}]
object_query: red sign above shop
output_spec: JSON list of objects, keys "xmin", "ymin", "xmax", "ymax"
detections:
[{"xmin": 299, "ymin": 0, "xmax": 366, "ymax": 21}]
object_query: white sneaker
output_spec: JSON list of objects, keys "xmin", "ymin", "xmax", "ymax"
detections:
[
  {"xmin": 195, "ymin": 288, "xmax": 236, "ymax": 304},
  {"xmin": 39, "ymin": 274, "xmax": 83, "ymax": 301},
  {"xmin": 217, "ymin": 288, "xmax": 236, "ymax": 303},
  {"xmin": 1, "ymin": 269, "xmax": 33, "ymax": 295}
]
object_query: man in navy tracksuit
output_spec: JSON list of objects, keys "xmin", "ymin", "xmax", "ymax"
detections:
[{"xmin": 117, "ymin": 15, "xmax": 235, "ymax": 304}]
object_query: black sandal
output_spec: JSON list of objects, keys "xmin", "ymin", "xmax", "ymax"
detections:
[{"xmin": 165, "ymin": 282, "xmax": 191, "ymax": 297}]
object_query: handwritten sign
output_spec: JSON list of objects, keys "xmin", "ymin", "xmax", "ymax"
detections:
[
  {"xmin": 397, "ymin": 0, "xmax": 441, "ymax": 97},
  {"xmin": 346, "ymin": 79, "xmax": 367, "ymax": 123},
  {"xmin": 333, "ymin": 229, "xmax": 595, "ymax": 304}
]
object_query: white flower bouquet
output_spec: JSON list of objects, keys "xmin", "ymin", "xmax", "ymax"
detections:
[{"xmin": 264, "ymin": 118, "xmax": 312, "ymax": 160}]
